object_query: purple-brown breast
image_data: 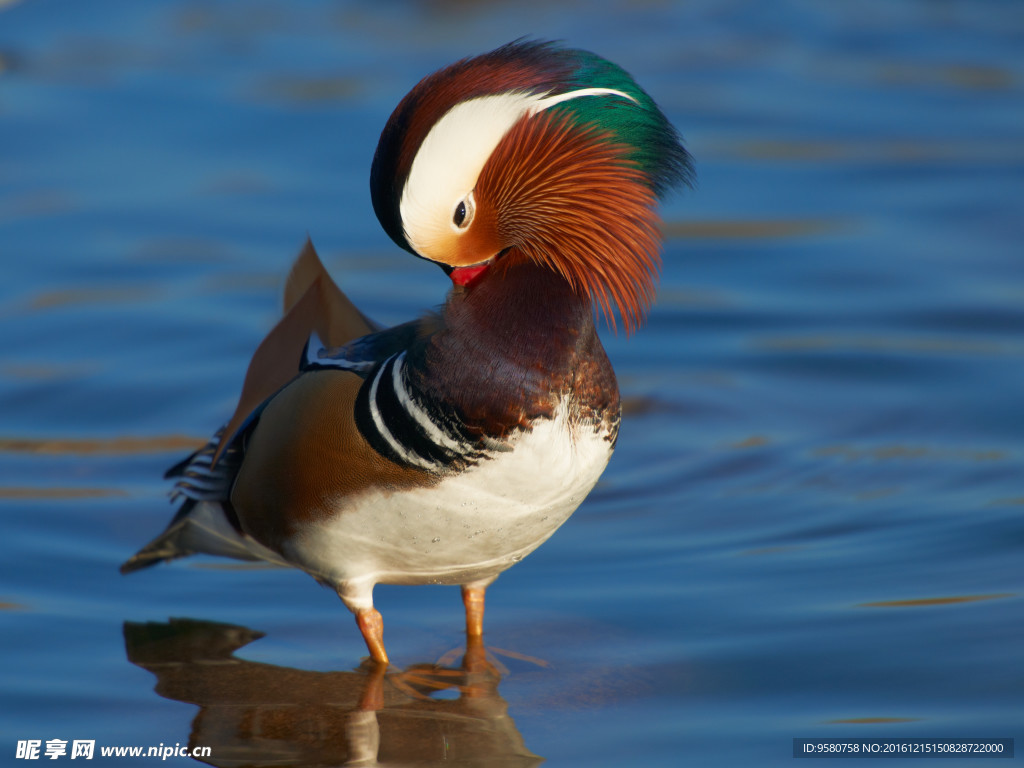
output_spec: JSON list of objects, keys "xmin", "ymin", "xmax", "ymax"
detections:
[{"xmin": 409, "ymin": 259, "xmax": 620, "ymax": 441}]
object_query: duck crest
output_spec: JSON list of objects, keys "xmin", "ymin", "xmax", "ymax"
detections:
[
  {"xmin": 539, "ymin": 46, "xmax": 694, "ymax": 198},
  {"xmin": 370, "ymin": 40, "xmax": 579, "ymax": 250},
  {"xmin": 370, "ymin": 39, "xmax": 693, "ymax": 333}
]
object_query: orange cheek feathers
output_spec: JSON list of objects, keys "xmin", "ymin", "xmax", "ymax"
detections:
[{"xmin": 429, "ymin": 203, "xmax": 503, "ymax": 268}]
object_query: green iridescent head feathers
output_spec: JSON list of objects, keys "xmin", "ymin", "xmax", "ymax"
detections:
[{"xmin": 541, "ymin": 44, "xmax": 694, "ymax": 199}]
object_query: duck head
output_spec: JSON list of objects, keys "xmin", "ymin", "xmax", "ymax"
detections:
[{"xmin": 370, "ymin": 40, "xmax": 693, "ymax": 332}]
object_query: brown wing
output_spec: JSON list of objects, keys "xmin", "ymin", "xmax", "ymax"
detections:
[
  {"xmin": 230, "ymin": 369, "xmax": 435, "ymax": 551},
  {"xmin": 214, "ymin": 239, "xmax": 377, "ymax": 464}
]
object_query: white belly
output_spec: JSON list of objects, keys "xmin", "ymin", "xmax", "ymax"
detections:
[{"xmin": 285, "ymin": 404, "xmax": 615, "ymax": 608}]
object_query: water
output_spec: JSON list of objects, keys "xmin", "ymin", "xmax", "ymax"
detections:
[{"xmin": 2, "ymin": 1, "xmax": 1022, "ymax": 765}]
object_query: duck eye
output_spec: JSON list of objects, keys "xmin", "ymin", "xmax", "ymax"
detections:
[{"xmin": 451, "ymin": 192, "xmax": 475, "ymax": 231}]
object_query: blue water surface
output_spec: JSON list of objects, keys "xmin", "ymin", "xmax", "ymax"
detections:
[{"xmin": 1, "ymin": 1, "xmax": 1023, "ymax": 765}]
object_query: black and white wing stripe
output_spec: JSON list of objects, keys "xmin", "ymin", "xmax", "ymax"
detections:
[
  {"xmin": 302, "ymin": 321, "xmax": 423, "ymax": 377},
  {"xmin": 165, "ymin": 428, "xmax": 243, "ymax": 504},
  {"xmin": 354, "ymin": 351, "xmax": 492, "ymax": 471},
  {"xmin": 302, "ymin": 323, "xmax": 499, "ymax": 471}
]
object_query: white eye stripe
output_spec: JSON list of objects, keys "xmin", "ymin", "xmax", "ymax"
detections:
[
  {"xmin": 531, "ymin": 87, "xmax": 637, "ymax": 113},
  {"xmin": 399, "ymin": 87, "xmax": 636, "ymax": 259},
  {"xmin": 400, "ymin": 92, "xmax": 535, "ymax": 257}
]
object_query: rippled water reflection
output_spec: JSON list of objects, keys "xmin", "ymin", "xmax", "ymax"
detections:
[
  {"xmin": 2, "ymin": 1, "xmax": 1022, "ymax": 765},
  {"xmin": 124, "ymin": 620, "xmax": 542, "ymax": 766}
]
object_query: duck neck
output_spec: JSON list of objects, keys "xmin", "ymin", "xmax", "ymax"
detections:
[{"xmin": 414, "ymin": 259, "xmax": 620, "ymax": 437}]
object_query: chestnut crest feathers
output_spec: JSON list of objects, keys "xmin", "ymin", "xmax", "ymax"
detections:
[
  {"xmin": 397, "ymin": 87, "xmax": 637, "ymax": 264},
  {"xmin": 369, "ymin": 40, "xmax": 693, "ymax": 332}
]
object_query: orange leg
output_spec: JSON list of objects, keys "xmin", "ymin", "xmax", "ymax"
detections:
[
  {"xmin": 461, "ymin": 584, "xmax": 486, "ymax": 638},
  {"xmin": 355, "ymin": 607, "xmax": 389, "ymax": 665}
]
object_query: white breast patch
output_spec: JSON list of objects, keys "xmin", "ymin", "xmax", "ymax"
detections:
[{"xmin": 285, "ymin": 401, "xmax": 615, "ymax": 609}]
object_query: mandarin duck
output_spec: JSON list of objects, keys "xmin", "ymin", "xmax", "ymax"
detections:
[{"xmin": 122, "ymin": 40, "xmax": 693, "ymax": 664}]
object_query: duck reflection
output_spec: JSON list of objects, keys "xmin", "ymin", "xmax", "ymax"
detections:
[{"xmin": 123, "ymin": 618, "xmax": 542, "ymax": 767}]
